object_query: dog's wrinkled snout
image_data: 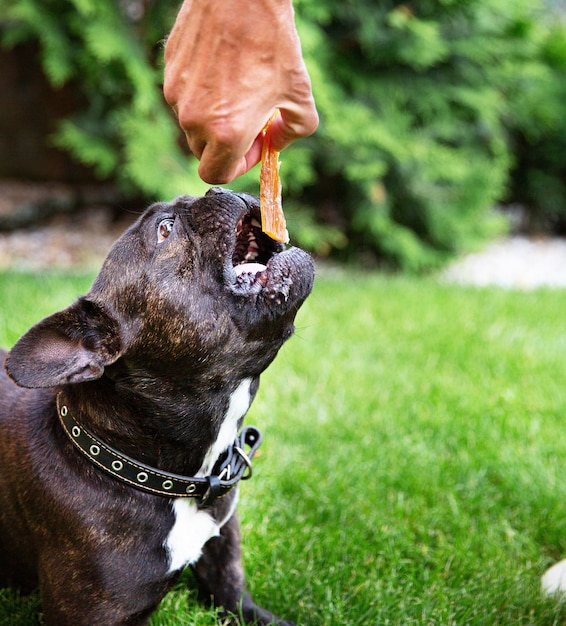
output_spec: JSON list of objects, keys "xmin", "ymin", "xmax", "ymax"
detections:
[
  {"xmin": 162, "ymin": 190, "xmax": 314, "ymax": 324},
  {"xmin": 205, "ymin": 186, "xmax": 229, "ymax": 197}
]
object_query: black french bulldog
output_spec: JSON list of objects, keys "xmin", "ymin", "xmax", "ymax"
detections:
[{"xmin": 0, "ymin": 188, "xmax": 314, "ymax": 625}]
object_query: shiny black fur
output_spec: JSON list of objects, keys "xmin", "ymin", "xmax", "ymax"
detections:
[{"xmin": 0, "ymin": 189, "xmax": 314, "ymax": 625}]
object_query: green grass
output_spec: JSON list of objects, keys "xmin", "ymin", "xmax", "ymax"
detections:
[{"xmin": 1, "ymin": 269, "xmax": 566, "ymax": 625}]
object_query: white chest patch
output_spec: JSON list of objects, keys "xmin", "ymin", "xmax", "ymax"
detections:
[
  {"xmin": 198, "ymin": 378, "xmax": 253, "ymax": 476},
  {"xmin": 165, "ymin": 499, "xmax": 219, "ymax": 572},
  {"xmin": 164, "ymin": 379, "xmax": 252, "ymax": 573}
]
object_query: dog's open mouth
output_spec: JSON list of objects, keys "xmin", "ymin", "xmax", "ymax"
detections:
[{"xmin": 230, "ymin": 211, "xmax": 284, "ymax": 294}]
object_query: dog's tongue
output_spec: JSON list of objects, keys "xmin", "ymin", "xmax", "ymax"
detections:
[{"xmin": 234, "ymin": 262, "xmax": 267, "ymax": 277}]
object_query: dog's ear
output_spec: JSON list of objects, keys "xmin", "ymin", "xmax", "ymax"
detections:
[{"xmin": 5, "ymin": 298, "xmax": 122, "ymax": 389}]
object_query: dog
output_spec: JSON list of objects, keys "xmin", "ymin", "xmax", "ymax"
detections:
[{"xmin": 0, "ymin": 188, "xmax": 314, "ymax": 625}]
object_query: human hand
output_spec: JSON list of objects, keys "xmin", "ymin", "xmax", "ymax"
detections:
[{"xmin": 163, "ymin": 0, "xmax": 318, "ymax": 184}]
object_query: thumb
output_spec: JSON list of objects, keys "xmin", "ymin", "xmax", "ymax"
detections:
[{"xmin": 270, "ymin": 106, "xmax": 319, "ymax": 153}]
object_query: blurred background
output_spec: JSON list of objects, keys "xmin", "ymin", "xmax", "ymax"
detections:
[{"xmin": 1, "ymin": 0, "xmax": 566, "ymax": 273}]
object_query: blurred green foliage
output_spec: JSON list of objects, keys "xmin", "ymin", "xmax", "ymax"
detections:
[
  {"xmin": 295, "ymin": 0, "xmax": 566, "ymax": 269},
  {"xmin": 0, "ymin": 0, "xmax": 204, "ymax": 196},
  {"xmin": 504, "ymin": 15, "xmax": 566, "ymax": 233},
  {"xmin": 1, "ymin": 0, "xmax": 566, "ymax": 269}
]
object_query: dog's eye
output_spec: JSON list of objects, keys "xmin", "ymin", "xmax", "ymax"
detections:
[{"xmin": 157, "ymin": 218, "xmax": 175, "ymax": 243}]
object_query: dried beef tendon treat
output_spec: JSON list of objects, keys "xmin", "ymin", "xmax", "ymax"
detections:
[{"xmin": 260, "ymin": 111, "xmax": 289, "ymax": 243}]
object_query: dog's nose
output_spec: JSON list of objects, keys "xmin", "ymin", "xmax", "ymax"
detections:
[{"xmin": 234, "ymin": 192, "xmax": 260, "ymax": 207}]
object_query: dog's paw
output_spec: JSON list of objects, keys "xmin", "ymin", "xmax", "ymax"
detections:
[{"xmin": 235, "ymin": 592, "xmax": 295, "ymax": 626}]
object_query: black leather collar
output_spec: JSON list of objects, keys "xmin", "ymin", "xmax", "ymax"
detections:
[{"xmin": 56, "ymin": 394, "xmax": 262, "ymax": 507}]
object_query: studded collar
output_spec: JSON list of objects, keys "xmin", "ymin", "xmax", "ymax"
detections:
[{"xmin": 56, "ymin": 393, "xmax": 262, "ymax": 508}]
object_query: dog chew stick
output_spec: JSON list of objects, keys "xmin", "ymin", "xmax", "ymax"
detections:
[{"xmin": 260, "ymin": 111, "xmax": 289, "ymax": 243}]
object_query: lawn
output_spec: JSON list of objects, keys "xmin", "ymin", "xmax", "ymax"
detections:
[{"xmin": 0, "ymin": 269, "xmax": 566, "ymax": 625}]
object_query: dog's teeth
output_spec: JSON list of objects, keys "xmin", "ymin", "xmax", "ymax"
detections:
[
  {"xmin": 234, "ymin": 262, "xmax": 267, "ymax": 277},
  {"xmin": 235, "ymin": 218, "xmax": 244, "ymax": 235}
]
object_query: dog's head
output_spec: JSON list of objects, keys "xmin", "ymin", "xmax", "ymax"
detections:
[{"xmin": 6, "ymin": 189, "xmax": 315, "ymax": 391}]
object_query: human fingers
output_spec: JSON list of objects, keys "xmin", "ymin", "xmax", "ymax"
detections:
[
  {"xmin": 195, "ymin": 117, "xmax": 269, "ymax": 184},
  {"xmin": 196, "ymin": 139, "xmax": 250, "ymax": 185},
  {"xmin": 195, "ymin": 106, "xmax": 319, "ymax": 184},
  {"xmin": 196, "ymin": 146, "xmax": 243, "ymax": 185},
  {"xmin": 197, "ymin": 139, "xmax": 264, "ymax": 185},
  {"xmin": 269, "ymin": 104, "xmax": 319, "ymax": 153}
]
